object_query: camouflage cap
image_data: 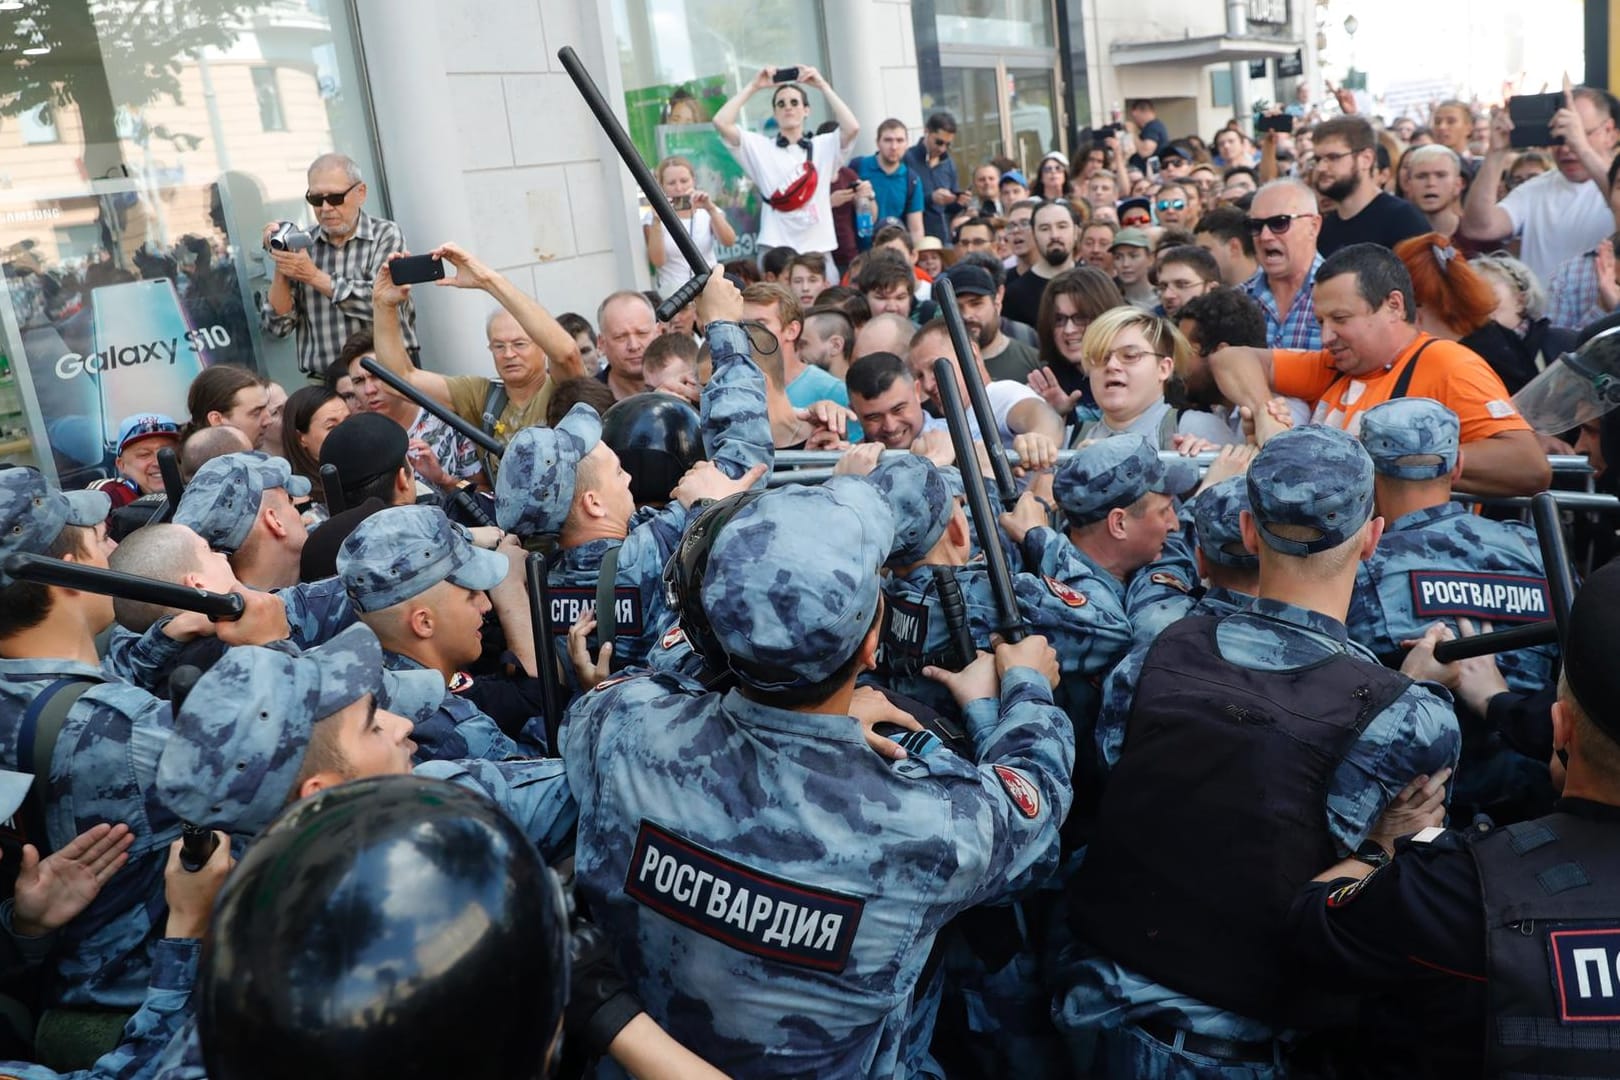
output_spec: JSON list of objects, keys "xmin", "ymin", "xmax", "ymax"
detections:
[
  {"xmin": 703, "ymin": 478, "xmax": 894, "ymax": 691},
  {"xmin": 1359, "ymin": 397, "xmax": 1459, "ymax": 480},
  {"xmin": 494, "ymin": 404, "xmax": 602, "ymax": 536},
  {"xmin": 0, "ymin": 468, "xmax": 109, "ymax": 586},
  {"xmin": 336, "ymin": 505, "xmax": 509, "ymax": 614},
  {"xmin": 154, "ymin": 624, "xmax": 442, "ymax": 835},
  {"xmin": 1246, "ymin": 425, "xmax": 1375, "ymax": 556},
  {"xmin": 1191, "ymin": 476, "xmax": 1257, "ymax": 570},
  {"xmin": 1053, "ymin": 434, "xmax": 1198, "ymax": 526},
  {"xmin": 174, "ymin": 452, "xmax": 312, "ymax": 555},
  {"xmin": 862, "ymin": 454, "xmax": 953, "ymax": 566}
]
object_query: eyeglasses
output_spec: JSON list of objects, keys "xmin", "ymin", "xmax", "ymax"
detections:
[
  {"xmin": 1156, "ymin": 198, "xmax": 1186, "ymax": 211},
  {"xmin": 1005, "ymin": 220, "xmax": 1032, "ymax": 232},
  {"xmin": 1086, "ymin": 347, "xmax": 1165, "ymax": 369},
  {"xmin": 488, "ymin": 339, "xmax": 535, "ymax": 356},
  {"xmin": 1053, "ymin": 313, "xmax": 1091, "ymax": 329},
  {"xmin": 1244, "ymin": 213, "xmax": 1311, "ymax": 236},
  {"xmin": 305, "ymin": 180, "xmax": 361, "ymax": 207},
  {"xmin": 1120, "ymin": 215, "xmax": 1152, "ymax": 227},
  {"xmin": 1315, "ymin": 149, "xmax": 1358, "ymax": 165}
]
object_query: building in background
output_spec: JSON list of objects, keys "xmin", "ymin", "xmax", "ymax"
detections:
[{"xmin": 2, "ymin": 0, "xmax": 1318, "ymax": 483}]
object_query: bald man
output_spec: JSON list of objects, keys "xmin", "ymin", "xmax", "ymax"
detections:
[{"xmin": 1239, "ymin": 179, "xmax": 1325, "ymax": 350}]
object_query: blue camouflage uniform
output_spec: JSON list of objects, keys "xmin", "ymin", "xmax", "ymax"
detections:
[
  {"xmin": 1348, "ymin": 398, "xmax": 1557, "ymax": 693},
  {"xmin": 102, "ymin": 452, "xmax": 354, "ymax": 691},
  {"xmin": 0, "ymin": 940, "xmax": 198, "ymax": 1080},
  {"xmin": 336, "ymin": 505, "xmax": 545, "ymax": 763},
  {"xmin": 1051, "ymin": 426, "xmax": 1463, "ymax": 1080},
  {"xmin": 153, "ymin": 623, "xmax": 575, "ymax": 864},
  {"xmin": 1017, "ymin": 435, "xmax": 1201, "ymax": 635},
  {"xmin": 496, "ymin": 321, "xmax": 772, "ymax": 678},
  {"xmin": 0, "ymin": 470, "xmax": 184, "ymax": 1012},
  {"xmin": 566, "ymin": 480, "xmax": 1074, "ymax": 1078},
  {"xmin": 1096, "ymin": 477, "xmax": 1259, "ymax": 772}
]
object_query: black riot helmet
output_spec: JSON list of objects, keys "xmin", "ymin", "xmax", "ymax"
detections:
[
  {"xmin": 197, "ymin": 775, "xmax": 569, "ymax": 1080},
  {"xmin": 600, "ymin": 392, "xmax": 704, "ymax": 506}
]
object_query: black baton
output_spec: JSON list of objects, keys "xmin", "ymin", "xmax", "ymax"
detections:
[
  {"xmin": 935, "ymin": 276, "xmax": 1019, "ymax": 509},
  {"xmin": 156, "ymin": 447, "xmax": 184, "ymax": 524},
  {"xmin": 556, "ymin": 45, "xmax": 712, "ymax": 322},
  {"xmin": 359, "ymin": 358, "xmax": 505, "ymax": 458},
  {"xmin": 320, "ymin": 463, "xmax": 347, "ymax": 515},
  {"xmin": 4, "ymin": 554, "xmax": 245, "ymax": 621},
  {"xmin": 526, "ymin": 551, "xmax": 564, "ymax": 757},
  {"xmin": 169, "ymin": 666, "xmax": 222, "ymax": 873},
  {"xmin": 932, "ymin": 357, "xmax": 1026, "ymax": 643}
]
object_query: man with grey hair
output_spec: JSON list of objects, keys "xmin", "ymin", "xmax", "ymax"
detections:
[
  {"xmin": 1240, "ymin": 178, "xmax": 1325, "ymax": 350},
  {"xmin": 263, "ymin": 152, "xmax": 419, "ymax": 377},
  {"xmin": 1404, "ymin": 144, "xmax": 1466, "ymax": 239},
  {"xmin": 368, "ymin": 242, "xmax": 585, "ymax": 483},
  {"xmin": 595, "ymin": 290, "xmax": 659, "ymax": 401}
]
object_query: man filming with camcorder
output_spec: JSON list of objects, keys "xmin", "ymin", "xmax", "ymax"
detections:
[{"xmin": 261, "ymin": 152, "xmax": 420, "ymax": 379}]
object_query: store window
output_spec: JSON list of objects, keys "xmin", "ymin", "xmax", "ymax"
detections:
[
  {"xmin": 0, "ymin": 0, "xmax": 383, "ymax": 485},
  {"xmin": 934, "ymin": 0, "xmax": 1053, "ymax": 49},
  {"xmin": 612, "ymin": 0, "xmax": 830, "ymax": 264}
]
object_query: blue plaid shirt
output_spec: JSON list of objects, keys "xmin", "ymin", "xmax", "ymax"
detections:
[
  {"xmin": 1545, "ymin": 248, "xmax": 1612, "ymax": 331},
  {"xmin": 1242, "ymin": 255, "xmax": 1323, "ymax": 351}
]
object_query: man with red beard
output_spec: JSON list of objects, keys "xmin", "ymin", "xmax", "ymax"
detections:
[{"xmin": 1240, "ymin": 179, "xmax": 1325, "ymax": 350}]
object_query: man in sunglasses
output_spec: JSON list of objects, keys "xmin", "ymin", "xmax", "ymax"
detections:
[
  {"xmin": 1152, "ymin": 182, "xmax": 1199, "ymax": 230},
  {"xmin": 1239, "ymin": 179, "xmax": 1325, "ymax": 350},
  {"xmin": 262, "ymin": 153, "xmax": 417, "ymax": 379}
]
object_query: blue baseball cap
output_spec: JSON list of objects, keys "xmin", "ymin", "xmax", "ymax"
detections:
[
  {"xmin": 494, "ymin": 404, "xmax": 602, "ymax": 536},
  {"xmin": 1191, "ymin": 476, "xmax": 1257, "ymax": 570},
  {"xmin": 0, "ymin": 468, "xmax": 109, "ymax": 585},
  {"xmin": 1053, "ymin": 434, "xmax": 1197, "ymax": 526},
  {"xmin": 862, "ymin": 454, "xmax": 954, "ymax": 566},
  {"xmin": 1359, "ymin": 398, "xmax": 1459, "ymax": 480},
  {"xmin": 337, "ymin": 505, "xmax": 509, "ymax": 613},
  {"xmin": 1246, "ymin": 425, "xmax": 1375, "ymax": 556},
  {"xmin": 115, "ymin": 413, "xmax": 180, "ymax": 455},
  {"xmin": 174, "ymin": 452, "xmax": 312, "ymax": 555},
  {"xmin": 703, "ymin": 479, "xmax": 893, "ymax": 691}
]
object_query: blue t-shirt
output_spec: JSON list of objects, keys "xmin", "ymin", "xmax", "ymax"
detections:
[
  {"xmin": 1131, "ymin": 118, "xmax": 1170, "ymax": 168},
  {"xmin": 851, "ymin": 155, "xmax": 924, "ymax": 227},
  {"xmin": 786, "ymin": 363, "xmax": 862, "ymax": 442}
]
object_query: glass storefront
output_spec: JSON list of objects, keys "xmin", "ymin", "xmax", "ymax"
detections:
[
  {"xmin": 917, "ymin": 0, "xmax": 1065, "ymax": 181},
  {"xmin": 0, "ymin": 0, "xmax": 382, "ymax": 485},
  {"xmin": 611, "ymin": 0, "xmax": 829, "ymax": 264}
]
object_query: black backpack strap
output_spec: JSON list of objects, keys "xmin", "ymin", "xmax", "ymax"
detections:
[
  {"xmin": 16, "ymin": 678, "xmax": 95, "ymax": 853},
  {"xmin": 479, "ymin": 380, "xmax": 510, "ymax": 475},
  {"xmin": 594, "ymin": 542, "xmax": 623, "ymax": 649},
  {"xmin": 1389, "ymin": 336, "xmax": 1440, "ymax": 401}
]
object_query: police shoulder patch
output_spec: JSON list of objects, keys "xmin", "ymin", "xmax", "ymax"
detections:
[
  {"xmin": 448, "ymin": 671, "xmax": 475, "ymax": 694},
  {"xmin": 661, "ymin": 625, "xmax": 686, "ymax": 650},
  {"xmin": 1149, "ymin": 571, "xmax": 1192, "ymax": 594},
  {"xmin": 591, "ymin": 674, "xmax": 636, "ymax": 694},
  {"xmin": 1325, "ymin": 868, "xmax": 1382, "ymax": 908},
  {"xmin": 1043, "ymin": 576, "xmax": 1087, "ymax": 608},
  {"xmin": 993, "ymin": 764, "xmax": 1041, "ymax": 818},
  {"xmin": 624, "ymin": 820, "xmax": 864, "ymax": 973}
]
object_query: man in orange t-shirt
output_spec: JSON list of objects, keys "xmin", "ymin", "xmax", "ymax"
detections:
[{"xmin": 1210, "ymin": 243, "xmax": 1550, "ymax": 496}]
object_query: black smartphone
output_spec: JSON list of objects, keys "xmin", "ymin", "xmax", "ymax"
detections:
[
  {"xmin": 671, "ymin": 194, "xmax": 693, "ymax": 211},
  {"xmin": 1508, "ymin": 92, "xmax": 1563, "ymax": 148},
  {"xmin": 1256, "ymin": 113, "xmax": 1293, "ymax": 135},
  {"xmin": 389, "ymin": 254, "xmax": 445, "ymax": 286},
  {"xmin": 774, "ymin": 66, "xmax": 800, "ymax": 84}
]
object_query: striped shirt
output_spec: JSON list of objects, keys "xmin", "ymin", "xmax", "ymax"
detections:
[
  {"xmin": 1242, "ymin": 254, "xmax": 1323, "ymax": 351},
  {"xmin": 261, "ymin": 211, "xmax": 419, "ymax": 376}
]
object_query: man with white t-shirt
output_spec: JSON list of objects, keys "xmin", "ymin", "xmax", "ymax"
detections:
[
  {"xmin": 1462, "ymin": 86, "xmax": 1619, "ymax": 283},
  {"xmin": 713, "ymin": 65, "xmax": 860, "ymax": 262}
]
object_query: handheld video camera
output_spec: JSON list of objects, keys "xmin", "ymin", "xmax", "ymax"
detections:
[{"xmin": 265, "ymin": 222, "xmax": 314, "ymax": 252}]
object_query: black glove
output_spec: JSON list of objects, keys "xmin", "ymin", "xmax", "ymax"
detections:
[{"xmin": 566, "ymin": 920, "xmax": 643, "ymax": 1058}]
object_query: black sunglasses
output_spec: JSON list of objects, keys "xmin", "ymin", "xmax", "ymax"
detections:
[
  {"xmin": 305, "ymin": 180, "xmax": 361, "ymax": 208},
  {"xmin": 1244, "ymin": 213, "xmax": 1309, "ymax": 236}
]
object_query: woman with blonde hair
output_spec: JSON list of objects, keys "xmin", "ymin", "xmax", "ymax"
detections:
[
  {"xmin": 644, "ymin": 155, "xmax": 738, "ymax": 298},
  {"xmin": 1070, "ymin": 306, "xmax": 1221, "ymax": 451}
]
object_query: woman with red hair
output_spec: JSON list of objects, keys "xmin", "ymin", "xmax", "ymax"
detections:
[{"xmin": 1394, "ymin": 233, "xmax": 1539, "ymax": 393}]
